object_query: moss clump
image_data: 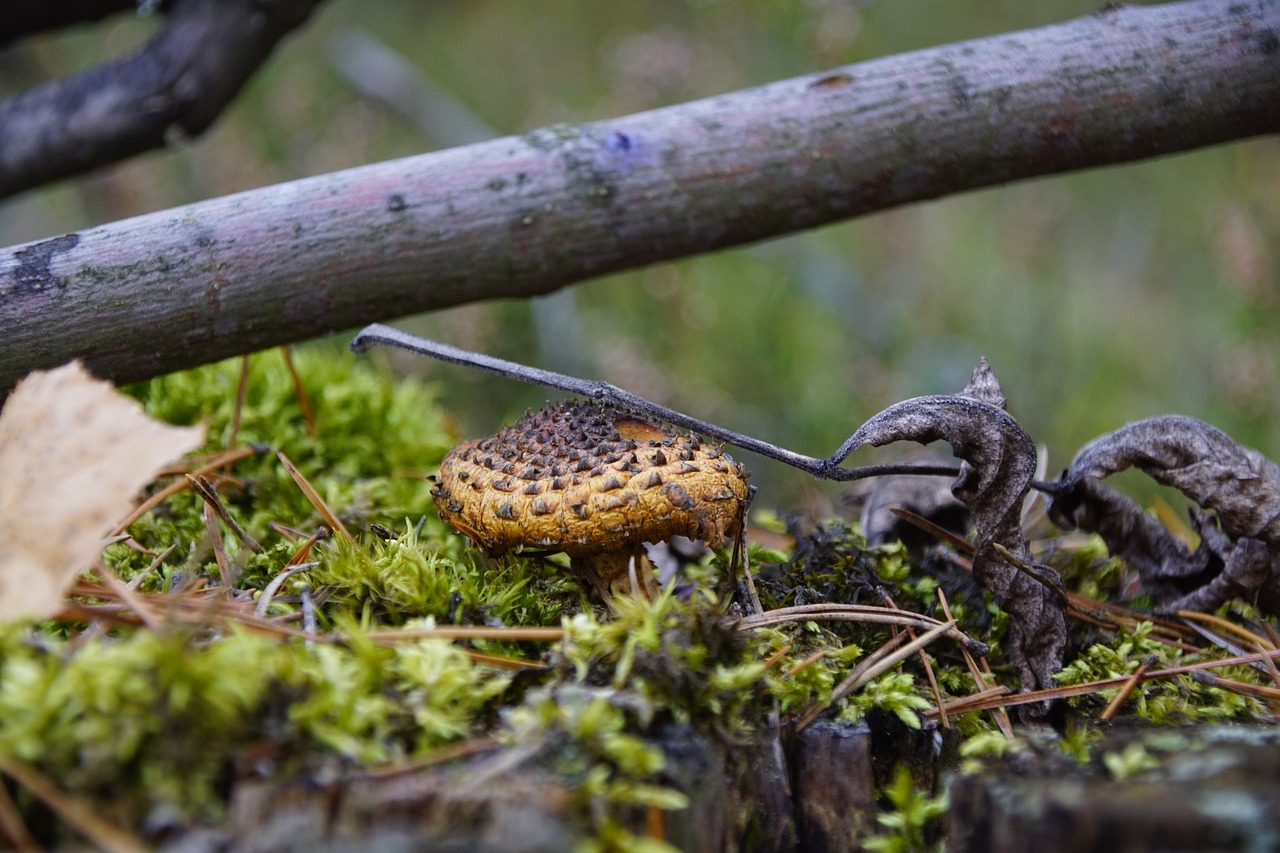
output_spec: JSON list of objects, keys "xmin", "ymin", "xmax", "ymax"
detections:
[{"xmin": 0, "ymin": 624, "xmax": 508, "ymax": 825}]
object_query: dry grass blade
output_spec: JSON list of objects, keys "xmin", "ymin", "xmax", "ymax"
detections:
[
  {"xmin": 95, "ymin": 563, "xmax": 163, "ymax": 631},
  {"xmin": 1191, "ymin": 670, "xmax": 1280, "ymax": 702},
  {"xmin": 255, "ymin": 561, "xmax": 318, "ymax": 617},
  {"xmin": 837, "ymin": 619, "xmax": 956, "ymax": 697},
  {"xmin": 202, "ymin": 500, "xmax": 237, "ymax": 589},
  {"xmin": 938, "ymin": 586, "xmax": 1013, "ymax": 738},
  {"xmin": 365, "ymin": 626, "xmax": 565, "ymax": 642},
  {"xmin": 0, "ymin": 771, "xmax": 37, "ymax": 851},
  {"xmin": 1099, "ymin": 653, "xmax": 1158, "ymax": 721},
  {"xmin": 276, "ymin": 450, "xmax": 353, "ymax": 542},
  {"xmin": 737, "ymin": 603, "xmax": 986, "ymax": 655},
  {"xmin": 125, "ymin": 543, "xmax": 177, "ymax": 591},
  {"xmin": 889, "ymin": 507, "xmax": 975, "ymax": 554},
  {"xmin": 362, "ymin": 736, "xmax": 501, "ymax": 779},
  {"xmin": 796, "ymin": 621, "xmax": 962, "ymax": 730},
  {"xmin": 227, "ymin": 355, "xmax": 252, "ymax": 452},
  {"xmin": 931, "ymin": 645, "xmax": 1280, "ymax": 716},
  {"xmin": 280, "ymin": 346, "xmax": 317, "ymax": 437},
  {"xmin": 1178, "ymin": 610, "xmax": 1275, "ymax": 651},
  {"xmin": 184, "ymin": 474, "xmax": 263, "ymax": 553},
  {"xmin": 285, "ymin": 528, "xmax": 327, "ymax": 566},
  {"xmin": 0, "ymin": 754, "xmax": 147, "ymax": 853},
  {"xmin": 785, "ymin": 648, "xmax": 829, "ymax": 678},
  {"xmin": 113, "ymin": 445, "xmax": 263, "ymax": 536},
  {"xmin": 882, "ymin": 593, "xmax": 948, "ymax": 727},
  {"xmin": 923, "ymin": 685, "xmax": 1012, "ymax": 717}
]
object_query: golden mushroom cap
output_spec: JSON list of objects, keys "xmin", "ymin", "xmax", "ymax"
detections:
[{"xmin": 430, "ymin": 400, "xmax": 749, "ymax": 558}]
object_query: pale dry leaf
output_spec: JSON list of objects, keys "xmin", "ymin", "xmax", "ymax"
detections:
[{"xmin": 0, "ymin": 362, "xmax": 204, "ymax": 621}]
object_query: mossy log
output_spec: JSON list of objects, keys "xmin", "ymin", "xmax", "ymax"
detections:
[
  {"xmin": 949, "ymin": 726, "xmax": 1280, "ymax": 853},
  {"xmin": 157, "ymin": 717, "xmax": 945, "ymax": 852}
]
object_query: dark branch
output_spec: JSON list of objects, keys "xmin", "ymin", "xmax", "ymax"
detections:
[
  {"xmin": 350, "ymin": 324, "xmax": 963, "ymax": 483},
  {"xmin": 0, "ymin": 1, "xmax": 143, "ymax": 46},
  {"xmin": 0, "ymin": 0, "xmax": 326, "ymax": 199}
]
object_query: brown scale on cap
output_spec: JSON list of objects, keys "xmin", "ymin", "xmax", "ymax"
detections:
[{"xmin": 430, "ymin": 400, "xmax": 750, "ymax": 600}]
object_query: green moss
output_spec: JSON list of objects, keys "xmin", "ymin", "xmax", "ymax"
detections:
[
  {"xmin": 0, "ymin": 624, "xmax": 507, "ymax": 823},
  {"xmin": 7, "ymin": 344, "xmax": 1277, "ymax": 847}
]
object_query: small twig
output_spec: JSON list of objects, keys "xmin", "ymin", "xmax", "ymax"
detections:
[
  {"xmin": 0, "ymin": 754, "xmax": 146, "ymax": 853},
  {"xmin": 361, "ymin": 736, "xmax": 502, "ymax": 779},
  {"xmin": 277, "ymin": 450, "xmax": 353, "ymax": 542},
  {"xmin": 1099, "ymin": 653, "xmax": 1158, "ymax": 722},
  {"xmin": 990, "ymin": 540, "xmax": 1067, "ymax": 601}
]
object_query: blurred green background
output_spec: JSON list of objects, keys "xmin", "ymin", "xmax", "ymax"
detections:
[{"xmin": 2, "ymin": 1, "xmax": 1276, "ymax": 510}]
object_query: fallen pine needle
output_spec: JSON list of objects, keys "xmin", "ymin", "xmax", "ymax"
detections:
[
  {"xmin": 362, "ymin": 736, "xmax": 501, "ymax": 779},
  {"xmin": 1100, "ymin": 654, "xmax": 1158, "ymax": 722},
  {"xmin": 112, "ymin": 445, "xmax": 263, "ymax": 535},
  {"xmin": 0, "ymin": 754, "xmax": 146, "ymax": 853},
  {"xmin": 277, "ymin": 450, "xmax": 353, "ymax": 542},
  {"xmin": 737, "ymin": 603, "xmax": 986, "ymax": 655}
]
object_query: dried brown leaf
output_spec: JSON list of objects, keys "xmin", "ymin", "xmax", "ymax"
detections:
[
  {"xmin": 0, "ymin": 362, "xmax": 204, "ymax": 622},
  {"xmin": 842, "ymin": 359, "xmax": 1067, "ymax": 715},
  {"xmin": 1051, "ymin": 416, "xmax": 1280, "ymax": 614}
]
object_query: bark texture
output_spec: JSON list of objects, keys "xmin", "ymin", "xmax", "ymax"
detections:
[{"xmin": 0, "ymin": 0, "xmax": 1277, "ymax": 390}]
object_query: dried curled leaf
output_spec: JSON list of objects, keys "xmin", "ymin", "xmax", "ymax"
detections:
[
  {"xmin": 1060, "ymin": 415, "xmax": 1280, "ymax": 541},
  {"xmin": 1050, "ymin": 416, "xmax": 1280, "ymax": 613},
  {"xmin": 851, "ymin": 451, "xmax": 968, "ymax": 549},
  {"xmin": 842, "ymin": 359, "xmax": 1067, "ymax": 713},
  {"xmin": 0, "ymin": 362, "xmax": 204, "ymax": 622}
]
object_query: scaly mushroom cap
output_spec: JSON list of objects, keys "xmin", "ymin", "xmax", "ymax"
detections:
[{"xmin": 431, "ymin": 400, "xmax": 749, "ymax": 558}]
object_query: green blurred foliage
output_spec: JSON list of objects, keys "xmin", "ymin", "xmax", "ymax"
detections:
[{"xmin": 2, "ymin": 0, "xmax": 1276, "ymax": 509}]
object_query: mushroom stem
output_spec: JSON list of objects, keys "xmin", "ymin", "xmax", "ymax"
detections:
[{"xmin": 572, "ymin": 551, "xmax": 657, "ymax": 603}]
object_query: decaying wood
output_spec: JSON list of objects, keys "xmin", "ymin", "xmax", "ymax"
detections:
[
  {"xmin": 1, "ymin": 0, "xmax": 1277, "ymax": 391},
  {"xmin": 949, "ymin": 727, "xmax": 1280, "ymax": 853}
]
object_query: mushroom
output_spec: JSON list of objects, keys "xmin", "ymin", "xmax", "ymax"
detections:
[{"xmin": 430, "ymin": 399, "xmax": 750, "ymax": 600}]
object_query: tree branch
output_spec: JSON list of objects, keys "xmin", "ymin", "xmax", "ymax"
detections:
[
  {"xmin": 0, "ymin": 1, "xmax": 141, "ymax": 46},
  {"xmin": 0, "ymin": 0, "xmax": 1276, "ymax": 391},
  {"xmin": 0, "ymin": 0, "xmax": 325, "ymax": 199}
]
